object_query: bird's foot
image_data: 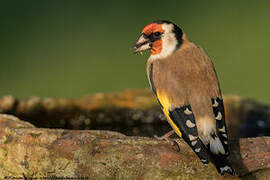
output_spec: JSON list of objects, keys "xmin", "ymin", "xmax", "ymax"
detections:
[{"xmin": 154, "ymin": 130, "xmax": 180, "ymax": 151}]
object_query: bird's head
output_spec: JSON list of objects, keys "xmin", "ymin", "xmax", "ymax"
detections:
[{"xmin": 133, "ymin": 20, "xmax": 183, "ymax": 59}]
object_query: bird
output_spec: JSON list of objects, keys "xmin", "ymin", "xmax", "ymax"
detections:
[{"xmin": 132, "ymin": 20, "xmax": 234, "ymax": 175}]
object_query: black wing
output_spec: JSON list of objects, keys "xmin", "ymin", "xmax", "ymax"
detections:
[{"xmin": 169, "ymin": 105, "xmax": 209, "ymax": 164}]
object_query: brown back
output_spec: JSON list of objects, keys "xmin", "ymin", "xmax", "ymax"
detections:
[{"xmin": 147, "ymin": 41, "xmax": 222, "ymax": 119}]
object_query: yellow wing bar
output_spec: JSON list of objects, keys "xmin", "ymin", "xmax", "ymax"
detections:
[{"xmin": 157, "ymin": 91, "xmax": 182, "ymax": 137}]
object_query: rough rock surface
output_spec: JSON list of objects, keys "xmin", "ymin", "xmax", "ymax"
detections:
[{"xmin": 0, "ymin": 89, "xmax": 270, "ymax": 179}]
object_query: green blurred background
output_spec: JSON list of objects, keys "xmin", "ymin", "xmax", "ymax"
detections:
[{"xmin": 0, "ymin": 1, "xmax": 270, "ymax": 103}]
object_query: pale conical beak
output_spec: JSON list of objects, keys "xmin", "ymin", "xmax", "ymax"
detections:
[{"xmin": 132, "ymin": 34, "xmax": 151, "ymax": 53}]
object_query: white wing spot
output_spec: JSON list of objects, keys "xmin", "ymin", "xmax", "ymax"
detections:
[
  {"xmin": 201, "ymin": 159, "xmax": 207, "ymax": 163},
  {"xmin": 213, "ymin": 99, "xmax": 219, "ymax": 107},
  {"xmin": 195, "ymin": 148, "xmax": 201, "ymax": 152},
  {"xmin": 186, "ymin": 120, "xmax": 195, "ymax": 128},
  {"xmin": 219, "ymin": 126, "xmax": 226, "ymax": 132},
  {"xmin": 220, "ymin": 166, "xmax": 232, "ymax": 172},
  {"xmin": 184, "ymin": 108, "xmax": 192, "ymax": 115},
  {"xmin": 191, "ymin": 140, "xmax": 197, "ymax": 146},
  {"xmin": 224, "ymin": 141, "xmax": 228, "ymax": 144},
  {"xmin": 216, "ymin": 112, "xmax": 222, "ymax": 120},
  {"xmin": 189, "ymin": 134, "xmax": 197, "ymax": 141},
  {"xmin": 222, "ymin": 133, "xmax": 227, "ymax": 138}
]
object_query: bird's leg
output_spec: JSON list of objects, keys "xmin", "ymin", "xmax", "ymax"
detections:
[
  {"xmin": 154, "ymin": 130, "xmax": 175, "ymax": 142},
  {"xmin": 154, "ymin": 130, "xmax": 180, "ymax": 151}
]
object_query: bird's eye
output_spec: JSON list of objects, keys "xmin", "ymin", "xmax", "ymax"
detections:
[{"xmin": 154, "ymin": 32, "xmax": 161, "ymax": 37}]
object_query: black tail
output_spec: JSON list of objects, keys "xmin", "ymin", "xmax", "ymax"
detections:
[
  {"xmin": 210, "ymin": 153, "xmax": 235, "ymax": 175},
  {"xmin": 211, "ymin": 98, "xmax": 235, "ymax": 175}
]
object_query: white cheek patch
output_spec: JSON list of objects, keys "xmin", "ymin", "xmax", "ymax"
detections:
[{"xmin": 150, "ymin": 24, "xmax": 178, "ymax": 60}]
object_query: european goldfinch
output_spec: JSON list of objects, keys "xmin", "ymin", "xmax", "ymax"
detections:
[{"xmin": 133, "ymin": 20, "xmax": 234, "ymax": 175}]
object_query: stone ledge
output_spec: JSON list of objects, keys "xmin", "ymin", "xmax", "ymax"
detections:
[{"xmin": 0, "ymin": 89, "xmax": 270, "ymax": 179}]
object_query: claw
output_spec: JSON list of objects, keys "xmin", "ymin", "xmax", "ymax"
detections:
[
  {"xmin": 154, "ymin": 130, "xmax": 180, "ymax": 151},
  {"xmin": 172, "ymin": 140, "xmax": 181, "ymax": 152}
]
